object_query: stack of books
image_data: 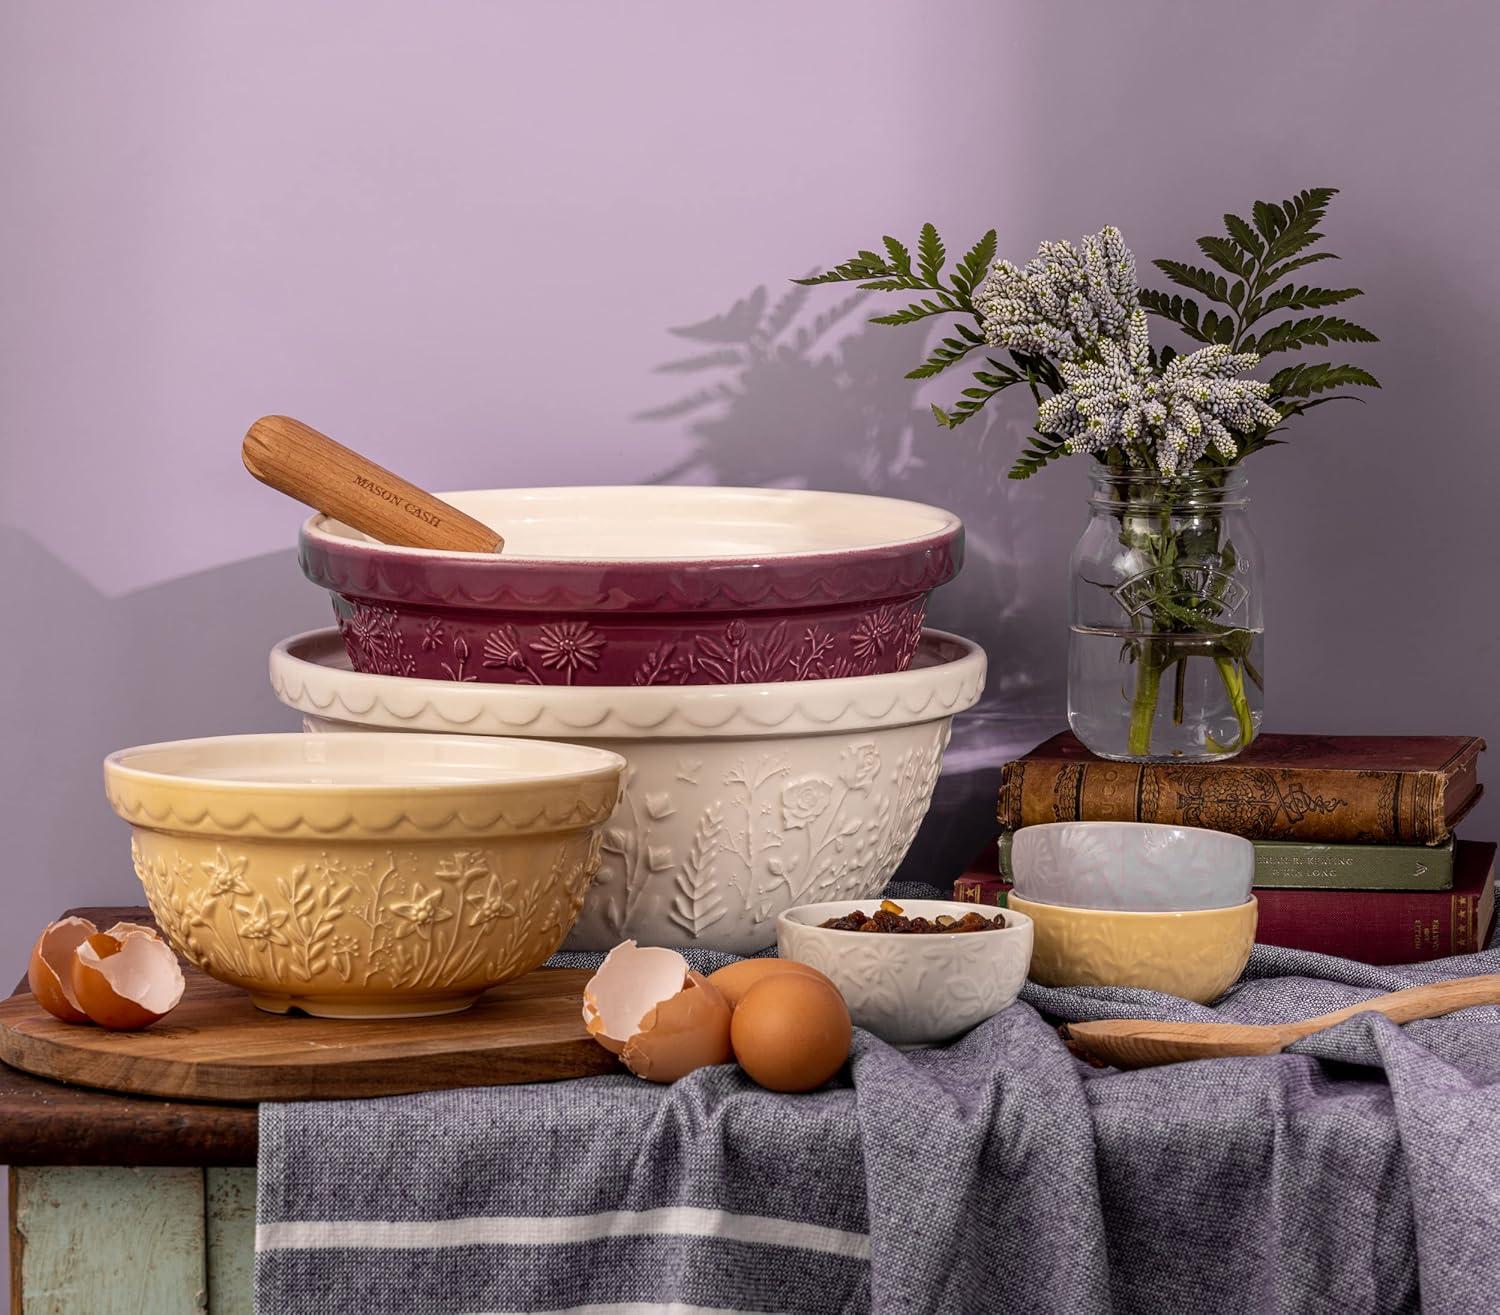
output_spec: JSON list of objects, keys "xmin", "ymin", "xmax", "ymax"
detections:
[{"xmin": 955, "ymin": 731, "xmax": 1494, "ymax": 965}]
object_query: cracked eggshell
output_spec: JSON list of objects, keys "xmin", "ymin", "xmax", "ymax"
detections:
[
  {"xmin": 706, "ymin": 958, "xmax": 835, "ymax": 1011},
  {"xmin": 27, "ymin": 917, "xmax": 98, "ymax": 1023},
  {"xmin": 620, "ymin": 971, "xmax": 732, "ymax": 1083},
  {"xmin": 582, "ymin": 940, "xmax": 695, "ymax": 1055},
  {"xmin": 70, "ymin": 928, "xmax": 185, "ymax": 1031},
  {"xmin": 102, "ymin": 920, "xmax": 162, "ymax": 941}
]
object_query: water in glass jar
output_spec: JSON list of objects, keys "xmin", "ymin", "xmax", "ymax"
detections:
[{"xmin": 1068, "ymin": 625, "xmax": 1265, "ymax": 762}]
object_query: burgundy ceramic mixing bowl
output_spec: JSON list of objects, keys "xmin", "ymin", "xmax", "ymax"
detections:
[{"xmin": 299, "ymin": 486, "xmax": 962, "ymax": 686}]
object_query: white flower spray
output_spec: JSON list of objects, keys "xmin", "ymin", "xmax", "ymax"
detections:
[{"xmin": 976, "ymin": 227, "xmax": 1281, "ymax": 476}]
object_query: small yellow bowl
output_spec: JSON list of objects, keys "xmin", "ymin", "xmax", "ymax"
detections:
[{"xmin": 1007, "ymin": 894, "xmax": 1257, "ymax": 1005}]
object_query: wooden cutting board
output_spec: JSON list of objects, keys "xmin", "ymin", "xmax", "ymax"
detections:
[{"xmin": 0, "ymin": 966, "xmax": 618, "ymax": 1103}]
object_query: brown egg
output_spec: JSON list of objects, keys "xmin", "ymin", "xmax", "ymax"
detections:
[
  {"xmin": 730, "ymin": 973, "xmax": 852, "ymax": 1093},
  {"xmin": 706, "ymin": 958, "xmax": 835, "ymax": 1011},
  {"xmin": 70, "ymin": 928, "xmax": 185, "ymax": 1031},
  {"xmin": 27, "ymin": 917, "xmax": 98, "ymax": 1023}
]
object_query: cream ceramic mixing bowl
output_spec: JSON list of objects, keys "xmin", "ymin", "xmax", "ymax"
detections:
[
  {"xmin": 778, "ymin": 899, "xmax": 1034, "ymax": 1046},
  {"xmin": 269, "ymin": 628, "xmax": 987, "ymax": 954},
  {"xmin": 105, "ymin": 733, "xmax": 624, "ymax": 1017}
]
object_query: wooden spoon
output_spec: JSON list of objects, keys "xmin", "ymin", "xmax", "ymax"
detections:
[
  {"xmin": 1063, "ymin": 974, "xmax": 1500, "ymax": 1069},
  {"xmin": 242, "ymin": 415, "xmax": 503, "ymax": 552}
]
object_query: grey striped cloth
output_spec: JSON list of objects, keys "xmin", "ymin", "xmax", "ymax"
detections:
[{"xmin": 256, "ymin": 884, "xmax": 1500, "ymax": 1314}]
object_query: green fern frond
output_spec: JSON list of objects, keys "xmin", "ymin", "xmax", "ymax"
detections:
[
  {"xmin": 1252, "ymin": 187, "xmax": 1336, "ymax": 250},
  {"xmin": 1008, "ymin": 432, "xmax": 1071, "ymax": 479},
  {"xmin": 1223, "ymin": 213, "xmax": 1264, "ymax": 258},
  {"xmin": 951, "ymin": 230, "xmax": 998, "ymax": 296},
  {"xmin": 1197, "ymin": 237, "xmax": 1253, "ymax": 279},
  {"xmin": 1258, "ymin": 283, "xmax": 1363, "ymax": 315},
  {"xmin": 1154, "ymin": 260, "xmax": 1233, "ymax": 305},
  {"xmin": 1243, "ymin": 314, "xmax": 1378, "ymax": 355},
  {"xmin": 868, "ymin": 293, "xmax": 963, "ymax": 326},
  {"xmin": 1261, "ymin": 251, "xmax": 1340, "ymax": 284},
  {"xmin": 1267, "ymin": 362, "xmax": 1381, "ymax": 398},
  {"xmin": 932, "ymin": 359, "xmax": 1023, "ymax": 429},
  {"xmin": 792, "ymin": 250, "xmax": 895, "ymax": 286},
  {"xmin": 1138, "ymin": 289, "xmax": 1213, "ymax": 343},
  {"xmin": 917, "ymin": 223, "xmax": 946, "ymax": 285},
  {"xmin": 1199, "ymin": 309, "xmax": 1237, "ymax": 344},
  {"xmin": 906, "ymin": 325, "xmax": 986, "ymax": 380},
  {"xmin": 882, "ymin": 235, "xmax": 913, "ymax": 276}
]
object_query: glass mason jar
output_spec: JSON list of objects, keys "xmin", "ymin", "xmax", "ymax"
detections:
[{"xmin": 1068, "ymin": 467, "xmax": 1263, "ymax": 762}]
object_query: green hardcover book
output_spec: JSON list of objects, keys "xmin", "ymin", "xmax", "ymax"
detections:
[{"xmin": 996, "ymin": 831, "xmax": 1456, "ymax": 891}]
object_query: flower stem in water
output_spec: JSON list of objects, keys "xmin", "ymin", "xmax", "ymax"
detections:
[{"xmin": 1127, "ymin": 642, "xmax": 1165, "ymax": 756}]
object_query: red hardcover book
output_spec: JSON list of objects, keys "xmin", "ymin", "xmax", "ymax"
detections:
[
  {"xmin": 1254, "ymin": 840, "xmax": 1496, "ymax": 963},
  {"xmin": 953, "ymin": 841, "xmax": 1497, "ymax": 966},
  {"xmin": 997, "ymin": 731, "xmax": 1485, "ymax": 845}
]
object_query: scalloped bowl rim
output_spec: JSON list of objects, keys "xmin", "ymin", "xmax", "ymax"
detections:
[
  {"xmin": 301, "ymin": 485, "xmax": 962, "ymax": 564},
  {"xmin": 1011, "ymin": 820, "xmax": 1256, "ymax": 850},
  {"xmin": 105, "ymin": 732, "xmax": 626, "ymax": 794},
  {"xmin": 269, "ymin": 627, "xmax": 987, "ymax": 739},
  {"xmin": 1007, "ymin": 894, "xmax": 1259, "ymax": 922}
]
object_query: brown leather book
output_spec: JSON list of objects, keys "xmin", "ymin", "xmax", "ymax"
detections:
[{"xmin": 997, "ymin": 732, "xmax": 1485, "ymax": 845}]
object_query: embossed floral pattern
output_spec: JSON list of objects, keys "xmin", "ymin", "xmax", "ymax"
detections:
[
  {"xmin": 529, "ymin": 622, "xmax": 605, "ymax": 682},
  {"xmin": 627, "ymin": 612, "xmax": 926, "ymax": 689},
  {"xmin": 338, "ymin": 603, "xmax": 417, "ymax": 677},
  {"xmin": 1014, "ymin": 895, "xmax": 1255, "ymax": 1004},
  {"xmin": 1156, "ymin": 768, "xmax": 1345, "ymax": 838},
  {"xmin": 781, "ymin": 777, "xmax": 834, "ymax": 829},
  {"xmin": 567, "ymin": 722, "xmax": 952, "ymax": 954},
  {"xmin": 237, "ymin": 895, "xmax": 290, "ymax": 946},
  {"xmin": 201, "ymin": 849, "xmax": 252, "ymax": 909},
  {"xmin": 466, "ymin": 875, "xmax": 517, "ymax": 926},
  {"xmin": 1011, "ymin": 823, "xmax": 1252, "ymax": 912},
  {"xmin": 129, "ymin": 833, "xmax": 604, "ymax": 1012},
  {"xmin": 839, "ymin": 742, "xmax": 881, "ymax": 791},
  {"xmin": 439, "ymin": 634, "xmax": 478, "ymax": 683},
  {"xmin": 481, "ymin": 627, "xmax": 541, "ymax": 681},
  {"xmin": 336, "ymin": 600, "xmax": 933, "ymax": 686},
  {"xmin": 390, "ymin": 883, "xmax": 453, "ymax": 938}
]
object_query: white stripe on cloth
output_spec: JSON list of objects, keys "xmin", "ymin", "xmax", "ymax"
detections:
[{"xmin": 256, "ymin": 1206, "xmax": 872, "ymax": 1261}]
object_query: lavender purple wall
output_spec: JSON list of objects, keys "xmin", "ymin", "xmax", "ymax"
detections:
[{"xmin": 1, "ymin": 0, "xmax": 1497, "ymax": 1181}]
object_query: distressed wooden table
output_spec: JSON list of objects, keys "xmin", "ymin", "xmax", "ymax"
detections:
[{"xmin": 5, "ymin": 908, "xmax": 257, "ymax": 1315}]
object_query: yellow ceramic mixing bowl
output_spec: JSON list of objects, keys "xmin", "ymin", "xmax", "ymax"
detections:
[
  {"xmin": 1008, "ymin": 894, "xmax": 1258, "ymax": 1005},
  {"xmin": 105, "ymin": 733, "xmax": 624, "ymax": 1018}
]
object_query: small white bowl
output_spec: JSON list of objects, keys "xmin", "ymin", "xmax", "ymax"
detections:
[
  {"xmin": 777, "ymin": 899, "xmax": 1033, "ymax": 1046},
  {"xmin": 1010, "ymin": 821, "xmax": 1253, "ymax": 912}
]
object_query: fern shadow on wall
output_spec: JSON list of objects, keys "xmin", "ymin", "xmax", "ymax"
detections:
[
  {"xmin": 635, "ymin": 283, "xmax": 1078, "ymax": 879},
  {"xmin": 637, "ymin": 279, "xmax": 1075, "ymax": 717}
]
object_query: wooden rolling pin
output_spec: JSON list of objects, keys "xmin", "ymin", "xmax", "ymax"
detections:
[
  {"xmin": 1063, "ymin": 973, "xmax": 1500, "ymax": 1069},
  {"xmin": 242, "ymin": 415, "xmax": 503, "ymax": 552}
]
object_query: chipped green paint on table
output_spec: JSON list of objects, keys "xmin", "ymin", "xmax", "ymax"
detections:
[{"xmin": 10, "ymin": 1166, "xmax": 254, "ymax": 1315}]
